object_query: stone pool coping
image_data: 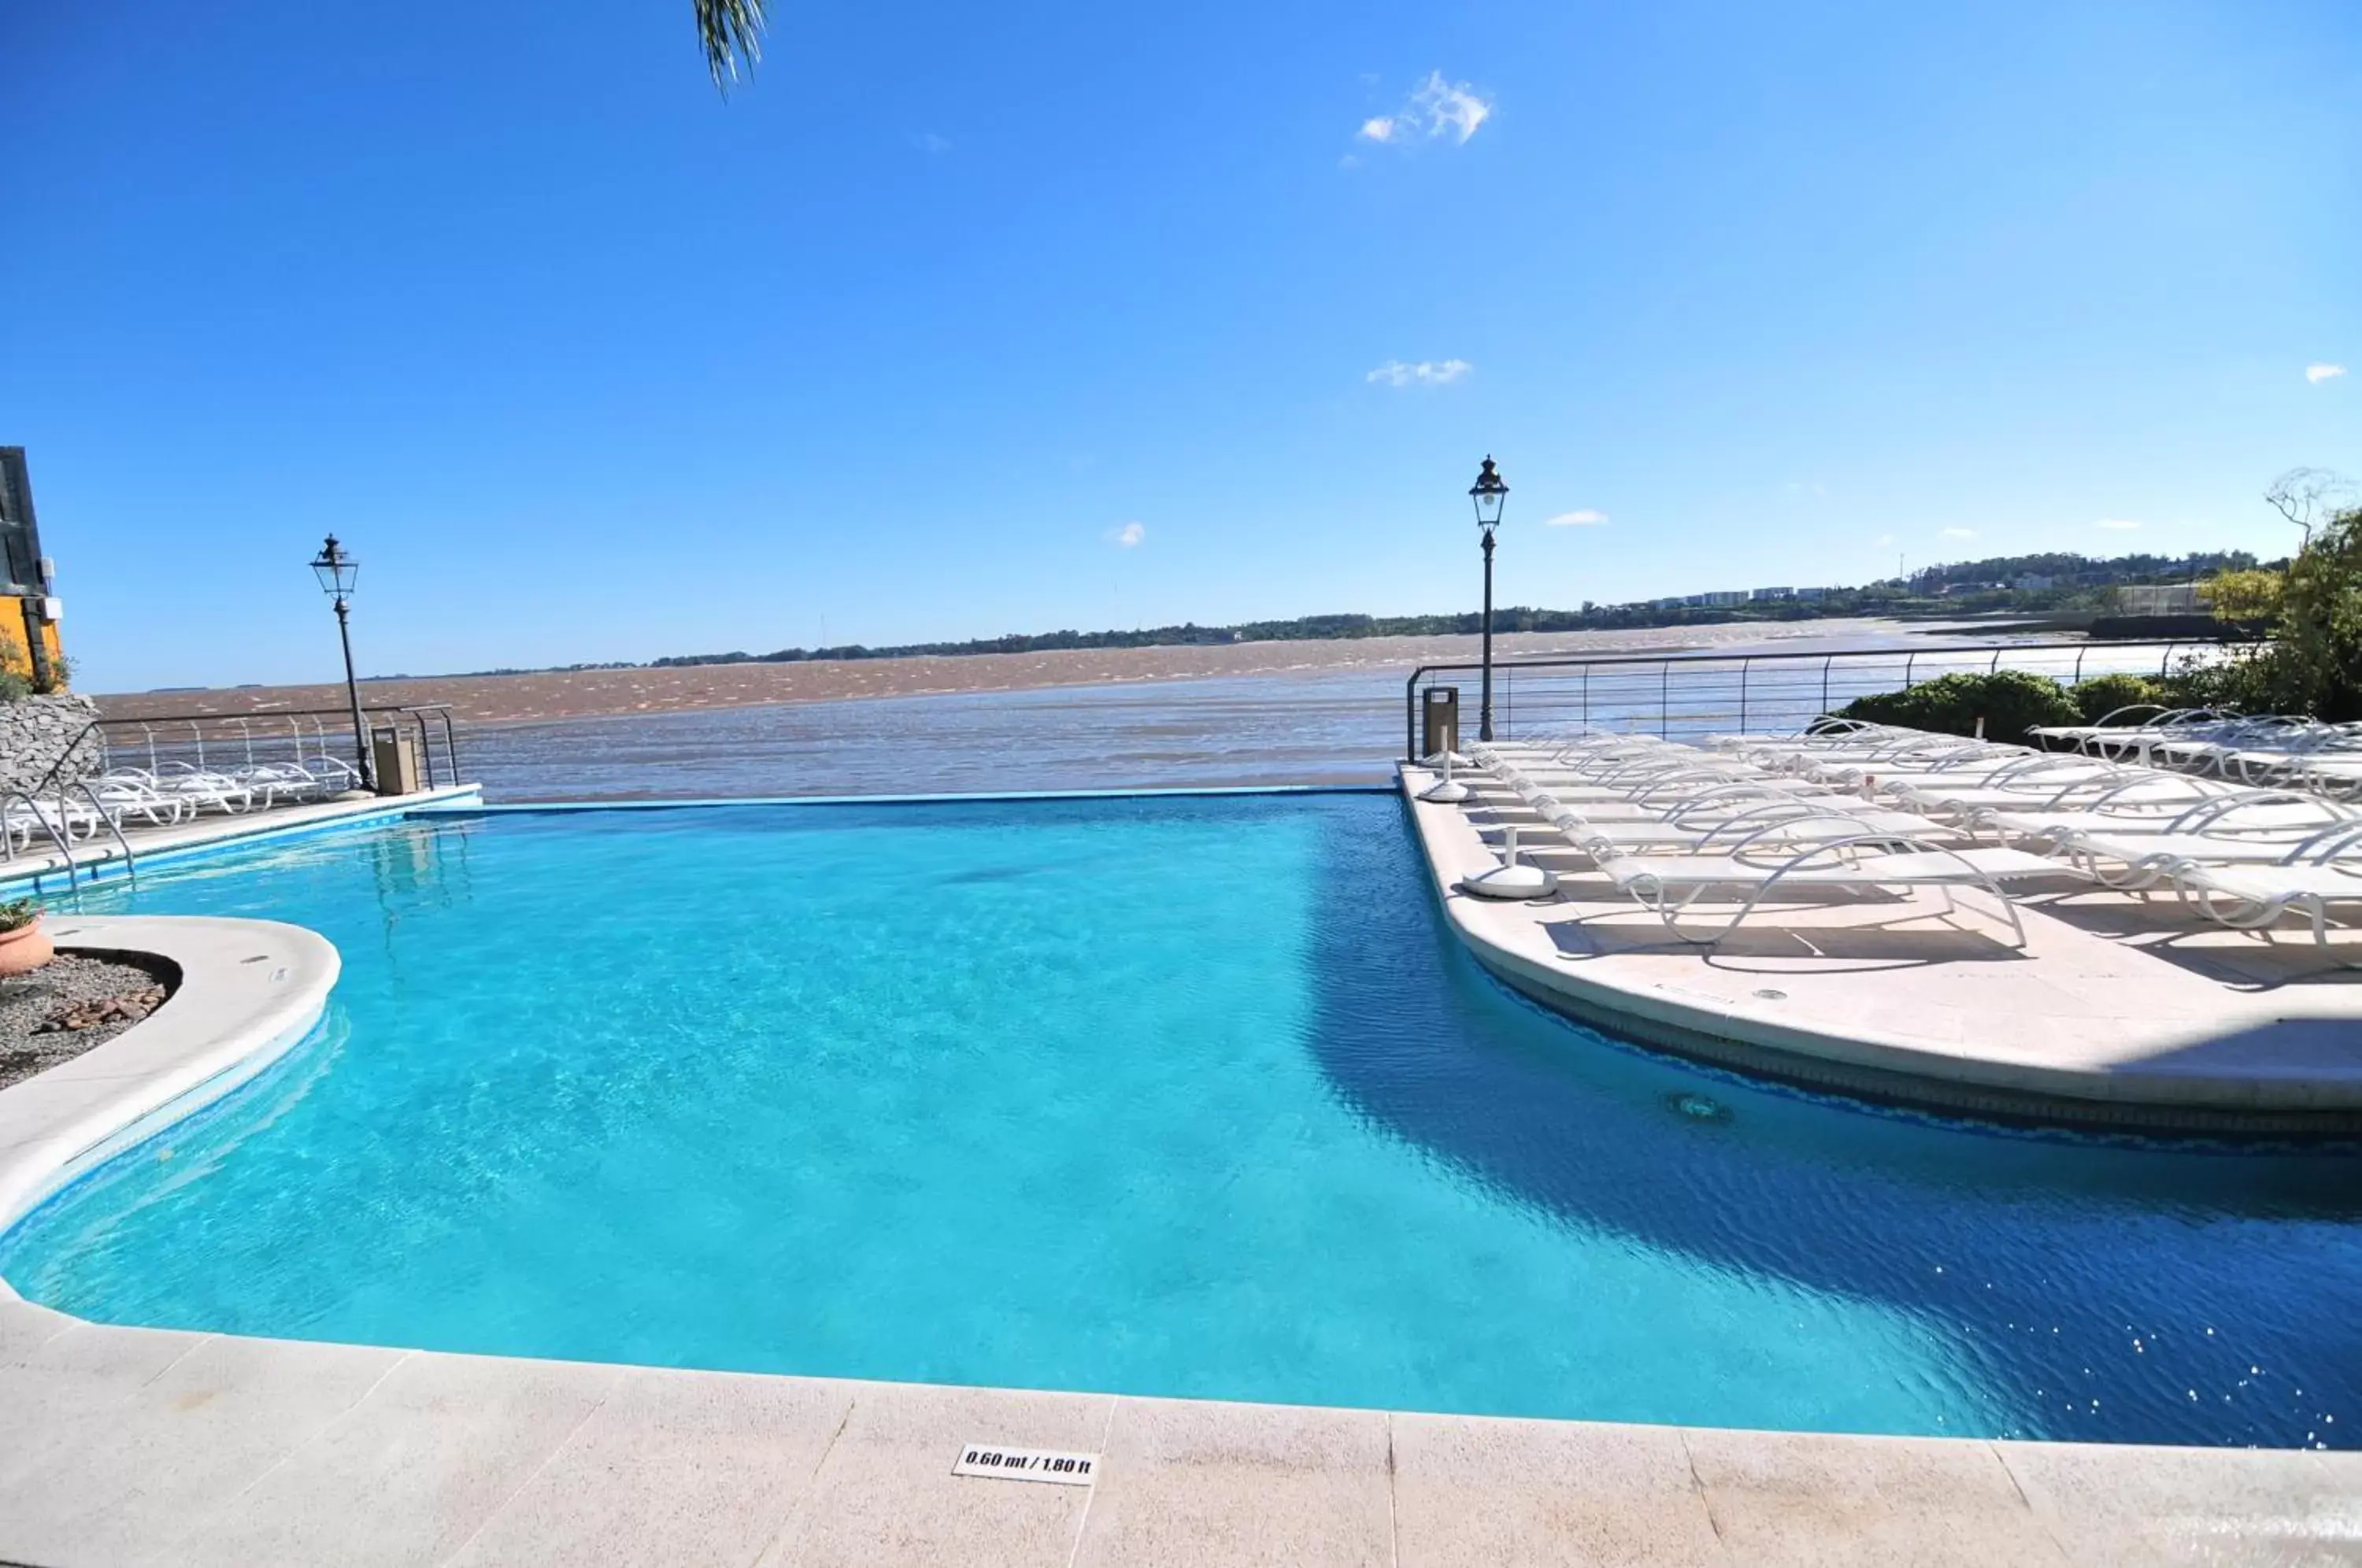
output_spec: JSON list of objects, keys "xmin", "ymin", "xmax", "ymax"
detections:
[
  {"xmin": 3, "ymin": 1300, "xmax": 2357, "ymax": 1567},
  {"xmin": 0, "ymin": 915, "xmax": 339, "ymax": 1292}
]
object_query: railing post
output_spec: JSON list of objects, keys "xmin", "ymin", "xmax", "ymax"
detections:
[
  {"xmin": 1582, "ymin": 664, "xmax": 1590, "ymax": 727},
  {"xmin": 1660, "ymin": 662, "xmax": 1669, "ymax": 738},
  {"xmin": 1821, "ymin": 655, "xmax": 1834, "ymax": 716},
  {"xmin": 2074, "ymin": 645, "xmax": 2087, "ymax": 685},
  {"xmin": 1738, "ymin": 657, "xmax": 1751, "ymax": 733}
]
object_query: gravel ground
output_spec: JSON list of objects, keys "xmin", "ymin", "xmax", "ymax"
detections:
[{"xmin": 0, "ymin": 952, "xmax": 177, "ymax": 1090}]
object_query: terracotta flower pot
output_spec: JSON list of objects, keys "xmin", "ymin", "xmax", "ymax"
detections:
[{"xmin": 0, "ymin": 917, "xmax": 55, "ymax": 977}]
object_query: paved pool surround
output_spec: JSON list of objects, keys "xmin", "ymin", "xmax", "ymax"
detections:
[
  {"xmin": 1399, "ymin": 763, "xmax": 2362, "ymax": 1135},
  {"xmin": 0, "ymin": 816, "xmax": 2356, "ymax": 1563}
]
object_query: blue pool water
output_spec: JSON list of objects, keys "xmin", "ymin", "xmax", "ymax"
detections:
[{"xmin": 5, "ymin": 793, "xmax": 2360, "ymax": 1447}]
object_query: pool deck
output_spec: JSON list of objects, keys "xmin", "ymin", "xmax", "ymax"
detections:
[
  {"xmin": 0, "ymin": 783, "xmax": 484, "ymax": 897},
  {"xmin": 1399, "ymin": 764, "xmax": 2362, "ymax": 1134},
  {"xmin": 4, "ymin": 1299, "xmax": 2358, "ymax": 1567}
]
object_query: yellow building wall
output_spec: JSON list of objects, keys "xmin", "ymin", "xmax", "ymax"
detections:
[{"xmin": 2, "ymin": 601, "xmax": 64, "ymax": 683}]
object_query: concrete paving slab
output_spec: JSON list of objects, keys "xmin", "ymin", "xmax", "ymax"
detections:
[
  {"xmin": 1996, "ymin": 1439, "xmax": 2362, "ymax": 1567},
  {"xmin": 0, "ymin": 1295, "xmax": 77, "ymax": 1364},
  {"xmin": 1390, "ymin": 1409, "xmax": 1729, "ymax": 1567},
  {"xmin": 0, "ymin": 1315, "xmax": 2346, "ymax": 1566},
  {"xmin": 1073, "ymin": 1395, "xmax": 1392, "ymax": 1568},
  {"xmin": 159, "ymin": 1347, "xmax": 621, "ymax": 1568},
  {"xmin": 0, "ymin": 1321, "xmax": 207, "ymax": 1482},
  {"xmin": 0, "ymin": 1331, "xmax": 402, "ymax": 1567},
  {"xmin": 753, "ymin": 1378, "xmax": 1112, "ymax": 1568},
  {"xmin": 446, "ymin": 1363, "xmax": 855, "ymax": 1568},
  {"xmin": 1682, "ymin": 1426, "xmax": 2069, "ymax": 1567}
]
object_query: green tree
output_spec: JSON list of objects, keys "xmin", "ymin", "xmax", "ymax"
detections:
[
  {"xmin": 2200, "ymin": 568, "xmax": 2284, "ymax": 623},
  {"xmin": 1836, "ymin": 671, "xmax": 2082, "ymax": 741},
  {"xmin": 2161, "ymin": 505, "xmax": 2362, "ymax": 719},
  {"xmin": 2262, "ymin": 505, "xmax": 2362, "ymax": 719},
  {"xmin": 2068, "ymin": 672, "xmax": 2162, "ymax": 725}
]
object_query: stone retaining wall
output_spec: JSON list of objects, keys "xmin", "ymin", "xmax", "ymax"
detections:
[{"xmin": 0, "ymin": 694, "xmax": 103, "ymax": 795}]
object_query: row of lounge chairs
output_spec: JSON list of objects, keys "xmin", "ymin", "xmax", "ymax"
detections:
[
  {"xmin": 1455, "ymin": 731, "xmax": 2070, "ymax": 946},
  {"xmin": 1441, "ymin": 718, "xmax": 2362, "ymax": 949},
  {"xmin": 2, "ymin": 756, "xmax": 365, "ymax": 862},
  {"xmin": 1734, "ymin": 719, "xmax": 2362, "ymax": 945},
  {"xmin": 2027, "ymin": 706, "xmax": 2362, "ymax": 796}
]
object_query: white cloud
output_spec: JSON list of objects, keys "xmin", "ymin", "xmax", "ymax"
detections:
[
  {"xmin": 2307, "ymin": 362, "xmax": 2348, "ymax": 385},
  {"xmin": 911, "ymin": 131, "xmax": 952, "ymax": 155},
  {"xmin": 1940, "ymin": 527, "xmax": 1976, "ymax": 539},
  {"xmin": 2094, "ymin": 518, "xmax": 2142, "ymax": 531},
  {"xmin": 1109, "ymin": 521, "xmax": 1146, "ymax": 548},
  {"xmin": 1366, "ymin": 358, "xmax": 1472, "ymax": 387},
  {"xmin": 1873, "ymin": 534, "xmax": 1896, "ymax": 547},
  {"xmin": 1546, "ymin": 509, "xmax": 1609, "ymax": 526},
  {"xmin": 1356, "ymin": 72, "xmax": 1492, "ymax": 149},
  {"xmin": 1411, "ymin": 72, "xmax": 1491, "ymax": 142}
]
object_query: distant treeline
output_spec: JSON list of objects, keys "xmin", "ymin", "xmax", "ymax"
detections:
[{"xmin": 361, "ymin": 549, "xmax": 2265, "ymax": 681}]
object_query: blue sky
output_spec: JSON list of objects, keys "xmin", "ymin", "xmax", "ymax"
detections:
[{"xmin": 4, "ymin": 0, "xmax": 2356, "ymax": 691}]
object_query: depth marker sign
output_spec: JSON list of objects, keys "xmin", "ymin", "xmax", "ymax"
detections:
[{"xmin": 953, "ymin": 1444, "xmax": 1099, "ymax": 1485}]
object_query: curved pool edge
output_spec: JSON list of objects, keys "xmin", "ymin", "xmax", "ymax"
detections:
[
  {"xmin": 1398, "ymin": 767, "xmax": 2362, "ymax": 1137},
  {"xmin": 0, "ymin": 915, "xmax": 339, "ymax": 1299}
]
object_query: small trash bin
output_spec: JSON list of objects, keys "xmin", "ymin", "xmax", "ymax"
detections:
[
  {"xmin": 372, "ymin": 726, "xmax": 424, "ymax": 796},
  {"xmin": 1421, "ymin": 686, "xmax": 1460, "ymax": 760}
]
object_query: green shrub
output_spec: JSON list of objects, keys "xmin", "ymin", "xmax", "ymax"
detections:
[
  {"xmin": 1835, "ymin": 670, "xmax": 2082, "ymax": 741},
  {"xmin": 2068, "ymin": 672, "xmax": 2163, "ymax": 725},
  {"xmin": 0, "ymin": 671, "xmax": 28, "ymax": 703},
  {"xmin": 0, "ymin": 898, "xmax": 40, "ymax": 934}
]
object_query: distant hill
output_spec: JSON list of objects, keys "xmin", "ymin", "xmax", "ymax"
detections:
[{"xmin": 365, "ymin": 549, "xmax": 2268, "ymax": 681}]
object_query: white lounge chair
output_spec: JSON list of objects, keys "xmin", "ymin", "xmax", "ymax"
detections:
[{"xmin": 1585, "ymin": 829, "xmax": 2075, "ymax": 948}]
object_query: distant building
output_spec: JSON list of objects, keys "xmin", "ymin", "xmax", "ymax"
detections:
[
  {"xmin": 2013, "ymin": 574, "xmax": 2056, "ymax": 592},
  {"xmin": 0, "ymin": 449, "xmax": 64, "ymax": 686},
  {"xmin": 1750, "ymin": 586, "xmax": 1794, "ymax": 601},
  {"xmin": 1701, "ymin": 590, "xmax": 1748, "ymax": 607},
  {"xmin": 1794, "ymin": 586, "xmax": 1831, "ymax": 600}
]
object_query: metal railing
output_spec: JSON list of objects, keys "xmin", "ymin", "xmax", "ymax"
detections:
[
  {"xmin": 25, "ymin": 704, "xmax": 465, "ymax": 806},
  {"xmin": 1, "ymin": 782, "xmax": 139, "ymax": 890},
  {"xmin": 1402, "ymin": 638, "xmax": 2249, "ymax": 759}
]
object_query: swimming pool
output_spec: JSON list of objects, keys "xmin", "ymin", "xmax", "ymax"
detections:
[{"xmin": 3, "ymin": 793, "xmax": 2358, "ymax": 1447}]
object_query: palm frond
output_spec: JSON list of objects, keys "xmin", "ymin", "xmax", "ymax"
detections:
[{"xmin": 695, "ymin": 0, "xmax": 768, "ymax": 91}]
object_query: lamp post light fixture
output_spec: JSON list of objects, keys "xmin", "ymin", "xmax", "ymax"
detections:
[
  {"xmin": 1468, "ymin": 455, "xmax": 1509, "ymax": 741},
  {"xmin": 309, "ymin": 534, "xmax": 375, "ymax": 791}
]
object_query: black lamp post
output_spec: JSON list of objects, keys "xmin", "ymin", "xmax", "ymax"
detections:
[
  {"xmin": 1468, "ymin": 456, "xmax": 1509, "ymax": 741},
  {"xmin": 309, "ymin": 534, "xmax": 374, "ymax": 790}
]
